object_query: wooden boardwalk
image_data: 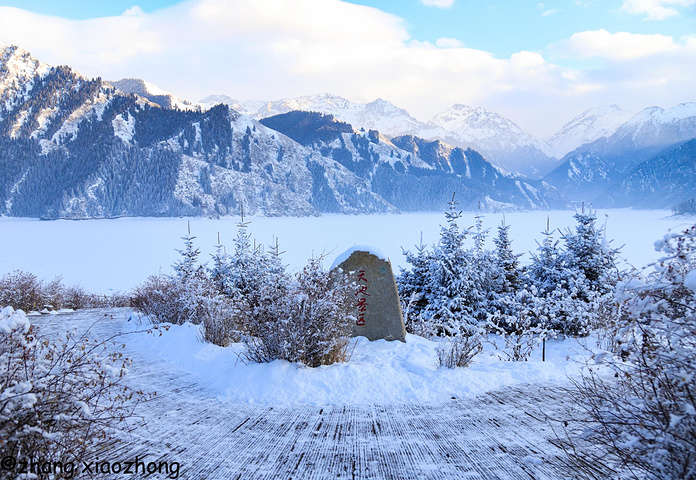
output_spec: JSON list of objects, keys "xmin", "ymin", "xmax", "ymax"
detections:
[{"xmin": 35, "ymin": 309, "xmax": 619, "ymax": 480}]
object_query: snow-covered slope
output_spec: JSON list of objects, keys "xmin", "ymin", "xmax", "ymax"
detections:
[
  {"xmin": 0, "ymin": 43, "xmax": 51, "ymax": 116},
  {"xmin": 427, "ymin": 104, "xmax": 558, "ymax": 178},
  {"xmin": 547, "ymin": 105, "xmax": 633, "ymax": 158},
  {"xmin": 109, "ymin": 78, "xmax": 197, "ymax": 110}
]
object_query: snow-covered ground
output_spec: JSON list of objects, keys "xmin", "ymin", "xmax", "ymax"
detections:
[
  {"xmin": 0, "ymin": 209, "xmax": 691, "ymax": 293},
  {"xmin": 126, "ymin": 315, "xmax": 596, "ymax": 406},
  {"xmin": 29, "ymin": 309, "xmax": 620, "ymax": 479}
]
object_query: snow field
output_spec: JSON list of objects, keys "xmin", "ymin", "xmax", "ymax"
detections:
[
  {"xmin": 0, "ymin": 209, "xmax": 690, "ymax": 294},
  {"xmin": 125, "ymin": 315, "xmax": 598, "ymax": 406}
]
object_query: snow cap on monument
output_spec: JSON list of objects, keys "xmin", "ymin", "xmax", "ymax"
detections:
[{"xmin": 332, "ymin": 246, "xmax": 406, "ymax": 343}]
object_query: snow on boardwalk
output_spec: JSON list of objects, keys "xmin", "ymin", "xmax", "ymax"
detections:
[{"xmin": 34, "ymin": 309, "xmax": 612, "ymax": 480}]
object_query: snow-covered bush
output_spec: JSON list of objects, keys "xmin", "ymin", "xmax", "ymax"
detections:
[
  {"xmin": 0, "ymin": 270, "xmax": 128, "ymax": 313},
  {"xmin": 199, "ymin": 295, "xmax": 239, "ymax": 347},
  {"xmin": 0, "ymin": 270, "xmax": 61, "ymax": 312},
  {"xmin": 0, "ymin": 306, "xmax": 146, "ymax": 469},
  {"xmin": 436, "ymin": 332, "xmax": 484, "ymax": 368},
  {"xmin": 132, "ymin": 232, "xmax": 217, "ymax": 326},
  {"xmin": 569, "ymin": 225, "xmax": 696, "ymax": 479},
  {"xmin": 243, "ymin": 257, "xmax": 354, "ymax": 367},
  {"xmin": 489, "ymin": 288, "xmax": 551, "ymax": 361},
  {"xmin": 131, "ymin": 275, "xmax": 187, "ymax": 324}
]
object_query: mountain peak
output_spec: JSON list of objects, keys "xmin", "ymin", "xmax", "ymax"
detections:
[
  {"xmin": 548, "ymin": 104, "xmax": 633, "ymax": 158},
  {"xmin": 428, "ymin": 104, "xmax": 557, "ymax": 177}
]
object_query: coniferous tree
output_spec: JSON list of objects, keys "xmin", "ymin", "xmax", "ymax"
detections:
[
  {"xmin": 527, "ymin": 218, "xmax": 568, "ymax": 295},
  {"xmin": 171, "ymin": 224, "xmax": 214, "ymax": 324},
  {"xmin": 493, "ymin": 219, "xmax": 522, "ymax": 294},
  {"xmin": 398, "ymin": 233, "xmax": 434, "ymax": 335},
  {"xmin": 173, "ymin": 225, "xmax": 202, "ymax": 282},
  {"xmin": 561, "ymin": 208, "xmax": 618, "ymax": 297},
  {"xmin": 398, "ymin": 194, "xmax": 489, "ymax": 336},
  {"xmin": 209, "ymin": 233, "xmax": 231, "ymax": 295}
]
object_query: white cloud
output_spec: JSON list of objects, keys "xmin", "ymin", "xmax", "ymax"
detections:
[
  {"xmin": 562, "ymin": 29, "xmax": 678, "ymax": 59},
  {"xmin": 620, "ymin": 0, "xmax": 696, "ymax": 20},
  {"xmin": 0, "ymin": 1, "xmax": 694, "ymax": 138},
  {"xmin": 435, "ymin": 37, "xmax": 464, "ymax": 48},
  {"xmin": 420, "ymin": 0, "xmax": 455, "ymax": 8},
  {"xmin": 542, "ymin": 8, "xmax": 560, "ymax": 16}
]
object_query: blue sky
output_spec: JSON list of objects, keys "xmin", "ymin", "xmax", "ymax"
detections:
[{"xmin": 0, "ymin": 0, "xmax": 694, "ymax": 136}]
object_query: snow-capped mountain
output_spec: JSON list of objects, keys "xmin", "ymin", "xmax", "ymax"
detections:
[
  {"xmin": 205, "ymin": 94, "xmax": 560, "ymax": 178},
  {"xmin": 0, "ymin": 44, "xmax": 564, "ymax": 218},
  {"xmin": 109, "ymin": 78, "xmax": 197, "ymax": 111},
  {"xmin": 259, "ymin": 111, "xmax": 565, "ymax": 211},
  {"xmin": 0, "ymin": 43, "xmax": 51, "ymax": 116},
  {"xmin": 606, "ymin": 102, "xmax": 696, "ymax": 152},
  {"xmin": 201, "ymin": 93, "xmax": 426, "ymax": 137},
  {"xmin": 547, "ymin": 105, "xmax": 633, "ymax": 158},
  {"xmin": 427, "ymin": 104, "xmax": 559, "ymax": 178},
  {"xmin": 544, "ymin": 103, "xmax": 696, "ymax": 203}
]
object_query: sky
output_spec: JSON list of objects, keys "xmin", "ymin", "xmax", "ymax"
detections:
[{"xmin": 0, "ymin": 0, "xmax": 694, "ymax": 138}]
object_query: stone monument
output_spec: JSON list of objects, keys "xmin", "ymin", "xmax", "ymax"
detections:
[{"xmin": 331, "ymin": 246, "xmax": 407, "ymax": 342}]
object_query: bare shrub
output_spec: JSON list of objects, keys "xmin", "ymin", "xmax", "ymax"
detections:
[
  {"xmin": 42, "ymin": 276, "xmax": 66, "ymax": 310},
  {"xmin": 0, "ymin": 270, "xmax": 47, "ymax": 312},
  {"xmin": 243, "ymin": 257, "xmax": 354, "ymax": 367},
  {"xmin": 436, "ymin": 333, "xmax": 483, "ymax": 368},
  {"xmin": 131, "ymin": 275, "xmax": 184, "ymax": 325},
  {"xmin": 0, "ymin": 271, "xmax": 127, "ymax": 312},
  {"xmin": 199, "ymin": 295, "xmax": 240, "ymax": 347},
  {"xmin": 0, "ymin": 307, "xmax": 148, "ymax": 470},
  {"xmin": 105, "ymin": 292, "xmax": 132, "ymax": 308},
  {"xmin": 61, "ymin": 284, "xmax": 92, "ymax": 310}
]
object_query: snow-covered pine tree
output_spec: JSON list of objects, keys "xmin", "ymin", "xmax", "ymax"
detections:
[
  {"xmin": 468, "ymin": 212, "xmax": 501, "ymax": 324},
  {"xmin": 489, "ymin": 219, "xmax": 546, "ymax": 356},
  {"xmin": 493, "ymin": 219, "xmax": 522, "ymax": 294},
  {"xmin": 171, "ymin": 223, "xmax": 214, "ymax": 324},
  {"xmin": 398, "ymin": 194, "xmax": 488, "ymax": 336},
  {"xmin": 226, "ymin": 215, "xmax": 268, "ymax": 305},
  {"xmin": 526, "ymin": 210, "xmax": 619, "ymax": 337},
  {"xmin": 398, "ymin": 233, "xmax": 435, "ymax": 335},
  {"xmin": 561, "ymin": 207, "xmax": 618, "ymax": 298},
  {"xmin": 172, "ymin": 223, "xmax": 202, "ymax": 282},
  {"xmin": 265, "ymin": 236, "xmax": 289, "ymax": 288},
  {"xmin": 428, "ymin": 194, "xmax": 480, "ymax": 335},
  {"xmin": 472, "ymin": 212, "xmax": 488, "ymax": 254},
  {"xmin": 209, "ymin": 232, "xmax": 231, "ymax": 295},
  {"xmin": 525, "ymin": 217, "xmax": 587, "ymax": 336},
  {"xmin": 527, "ymin": 217, "xmax": 568, "ymax": 295}
]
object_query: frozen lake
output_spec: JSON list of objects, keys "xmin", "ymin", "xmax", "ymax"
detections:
[{"xmin": 0, "ymin": 209, "xmax": 692, "ymax": 293}]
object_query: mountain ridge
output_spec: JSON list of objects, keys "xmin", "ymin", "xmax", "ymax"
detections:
[{"xmin": 0, "ymin": 44, "xmax": 562, "ymax": 219}]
